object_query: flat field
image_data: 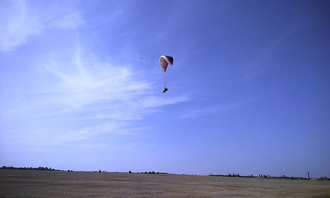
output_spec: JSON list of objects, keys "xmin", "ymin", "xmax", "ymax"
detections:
[{"xmin": 0, "ymin": 169, "xmax": 329, "ymax": 197}]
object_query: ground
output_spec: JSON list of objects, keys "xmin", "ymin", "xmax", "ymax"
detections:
[{"xmin": 1, "ymin": 169, "xmax": 329, "ymax": 197}]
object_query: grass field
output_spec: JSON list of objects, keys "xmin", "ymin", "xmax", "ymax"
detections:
[{"xmin": 1, "ymin": 169, "xmax": 329, "ymax": 197}]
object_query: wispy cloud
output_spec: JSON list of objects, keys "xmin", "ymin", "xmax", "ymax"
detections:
[
  {"xmin": 49, "ymin": 10, "xmax": 85, "ymax": 29},
  {"xmin": 1, "ymin": 43, "xmax": 190, "ymax": 148},
  {"xmin": 0, "ymin": 0, "xmax": 42, "ymax": 51},
  {"xmin": 45, "ymin": 48, "xmax": 149, "ymax": 110},
  {"xmin": 0, "ymin": 0, "xmax": 193, "ymax": 153},
  {"xmin": 180, "ymin": 99, "xmax": 251, "ymax": 119},
  {"xmin": 0, "ymin": 0, "xmax": 84, "ymax": 52},
  {"xmin": 38, "ymin": 44, "xmax": 191, "ymax": 121},
  {"xmin": 49, "ymin": 122, "xmax": 126, "ymax": 144},
  {"xmin": 243, "ymin": 32, "xmax": 293, "ymax": 80}
]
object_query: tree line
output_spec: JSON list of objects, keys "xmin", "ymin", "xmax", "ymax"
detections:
[
  {"xmin": 128, "ymin": 170, "xmax": 170, "ymax": 174},
  {"xmin": 209, "ymin": 173, "xmax": 329, "ymax": 180},
  {"xmin": 1, "ymin": 166, "xmax": 328, "ymax": 180},
  {"xmin": 1, "ymin": 166, "xmax": 60, "ymax": 171},
  {"xmin": 0, "ymin": 166, "xmax": 75, "ymax": 172}
]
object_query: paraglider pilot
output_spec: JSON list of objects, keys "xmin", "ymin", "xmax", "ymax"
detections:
[{"xmin": 162, "ymin": 87, "xmax": 168, "ymax": 93}]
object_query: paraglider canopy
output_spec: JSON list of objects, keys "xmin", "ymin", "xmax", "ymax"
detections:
[{"xmin": 159, "ymin": 55, "xmax": 174, "ymax": 72}]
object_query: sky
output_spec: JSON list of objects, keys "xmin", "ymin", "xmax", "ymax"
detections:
[{"xmin": 0, "ymin": 0, "xmax": 330, "ymax": 178}]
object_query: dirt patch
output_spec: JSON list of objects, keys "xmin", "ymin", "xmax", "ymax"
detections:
[{"xmin": 1, "ymin": 170, "xmax": 330, "ymax": 197}]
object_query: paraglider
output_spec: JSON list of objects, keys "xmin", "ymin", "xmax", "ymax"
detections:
[{"xmin": 159, "ymin": 55, "xmax": 173, "ymax": 93}]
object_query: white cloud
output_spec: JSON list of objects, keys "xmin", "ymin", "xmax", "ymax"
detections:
[
  {"xmin": 49, "ymin": 11, "xmax": 85, "ymax": 29},
  {"xmin": 44, "ymin": 47, "xmax": 150, "ymax": 114},
  {"xmin": 0, "ymin": 45, "xmax": 190, "ymax": 147},
  {"xmin": 243, "ymin": 32, "xmax": 292, "ymax": 80},
  {"xmin": 50, "ymin": 122, "xmax": 125, "ymax": 144},
  {"xmin": 0, "ymin": 0, "xmax": 85, "ymax": 52},
  {"xmin": 0, "ymin": 0, "xmax": 42, "ymax": 51},
  {"xmin": 0, "ymin": 1, "xmax": 191, "ymax": 149},
  {"xmin": 135, "ymin": 96, "xmax": 190, "ymax": 108},
  {"xmin": 180, "ymin": 99, "xmax": 251, "ymax": 119},
  {"xmin": 40, "ymin": 46, "xmax": 191, "ymax": 121}
]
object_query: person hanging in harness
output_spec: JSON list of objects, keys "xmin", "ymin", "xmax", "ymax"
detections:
[{"xmin": 162, "ymin": 87, "xmax": 168, "ymax": 93}]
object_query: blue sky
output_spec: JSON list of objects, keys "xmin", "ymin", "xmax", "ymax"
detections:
[{"xmin": 1, "ymin": 0, "xmax": 329, "ymax": 178}]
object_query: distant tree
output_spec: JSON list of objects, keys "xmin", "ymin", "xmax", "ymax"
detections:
[{"xmin": 128, "ymin": 170, "xmax": 132, "ymax": 174}]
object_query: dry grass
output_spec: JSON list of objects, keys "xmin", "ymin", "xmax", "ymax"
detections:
[{"xmin": 1, "ymin": 169, "xmax": 330, "ymax": 197}]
